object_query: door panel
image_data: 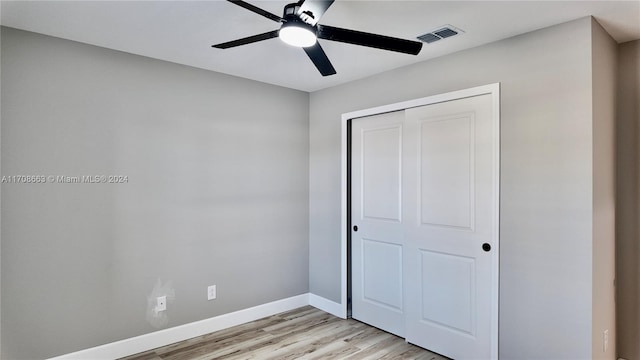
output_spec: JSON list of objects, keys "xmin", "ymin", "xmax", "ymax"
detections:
[
  {"xmin": 362, "ymin": 238, "xmax": 403, "ymax": 311},
  {"xmin": 419, "ymin": 114, "xmax": 474, "ymax": 230},
  {"xmin": 362, "ymin": 125, "xmax": 402, "ymax": 222},
  {"xmin": 404, "ymin": 94, "xmax": 496, "ymax": 359},
  {"xmin": 351, "ymin": 111, "xmax": 405, "ymax": 337},
  {"xmin": 419, "ymin": 250, "xmax": 475, "ymax": 335}
]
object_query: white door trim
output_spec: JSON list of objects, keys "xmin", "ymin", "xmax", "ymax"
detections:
[{"xmin": 340, "ymin": 83, "xmax": 500, "ymax": 357}]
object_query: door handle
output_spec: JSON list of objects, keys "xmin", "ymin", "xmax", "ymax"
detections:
[
  {"xmin": 353, "ymin": 225, "xmax": 358, "ymax": 232},
  {"xmin": 482, "ymin": 243, "xmax": 491, "ymax": 252}
]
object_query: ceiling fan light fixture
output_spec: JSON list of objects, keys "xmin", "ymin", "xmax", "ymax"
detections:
[{"xmin": 279, "ymin": 21, "xmax": 317, "ymax": 47}]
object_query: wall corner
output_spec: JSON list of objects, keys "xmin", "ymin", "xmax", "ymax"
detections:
[{"xmin": 590, "ymin": 16, "xmax": 618, "ymax": 360}]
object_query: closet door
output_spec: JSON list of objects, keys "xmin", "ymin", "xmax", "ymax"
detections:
[
  {"xmin": 350, "ymin": 92, "xmax": 498, "ymax": 360},
  {"xmin": 351, "ymin": 111, "xmax": 405, "ymax": 337},
  {"xmin": 403, "ymin": 94, "xmax": 497, "ymax": 359}
]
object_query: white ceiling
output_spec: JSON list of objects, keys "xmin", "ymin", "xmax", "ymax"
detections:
[{"xmin": 1, "ymin": 0, "xmax": 639, "ymax": 92}]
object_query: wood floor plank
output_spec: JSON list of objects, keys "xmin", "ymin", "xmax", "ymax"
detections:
[
  {"xmin": 295, "ymin": 328, "xmax": 363, "ymax": 360},
  {"xmin": 342, "ymin": 335, "xmax": 402, "ymax": 360},
  {"xmin": 160, "ymin": 330, "xmax": 274, "ymax": 360},
  {"xmin": 263, "ymin": 311, "xmax": 335, "ymax": 335},
  {"xmin": 343, "ymin": 326, "xmax": 394, "ymax": 351},
  {"xmin": 119, "ymin": 306, "xmax": 449, "ymax": 360},
  {"xmin": 258, "ymin": 320, "xmax": 357, "ymax": 360},
  {"xmin": 120, "ymin": 351, "xmax": 164, "ymax": 360},
  {"xmin": 221, "ymin": 315, "xmax": 345, "ymax": 360}
]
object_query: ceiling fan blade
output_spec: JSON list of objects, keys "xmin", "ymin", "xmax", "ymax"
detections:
[
  {"xmin": 296, "ymin": 0, "xmax": 334, "ymax": 25},
  {"xmin": 227, "ymin": 0, "xmax": 283, "ymax": 23},
  {"xmin": 303, "ymin": 43, "xmax": 337, "ymax": 76},
  {"xmin": 317, "ymin": 25, "xmax": 423, "ymax": 55},
  {"xmin": 212, "ymin": 30, "xmax": 280, "ymax": 49}
]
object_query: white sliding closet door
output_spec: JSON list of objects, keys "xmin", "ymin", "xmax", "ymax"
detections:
[
  {"xmin": 351, "ymin": 92, "xmax": 498, "ymax": 359},
  {"xmin": 351, "ymin": 111, "xmax": 406, "ymax": 337},
  {"xmin": 404, "ymin": 94, "xmax": 497, "ymax": 359}
]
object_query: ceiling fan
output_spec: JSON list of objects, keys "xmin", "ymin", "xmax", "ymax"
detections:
[{"xmin": 212, "ymin": 0, "xmax": 423, "ymax": 76}]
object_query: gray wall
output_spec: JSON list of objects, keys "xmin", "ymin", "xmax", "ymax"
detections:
[
  {"xmin": 591, "ymin": 18, "xmax": 617, "ymax": 360},
  {"xmin": 616, "ymin": 39, "xmax": 640, "ymax": 360},
  {"xmin": 309, "ymin": 17, "xmax": 613, "ymax": 358},
  {"xmin": 1, "ymin": 27, "xmax": 310, "ymax": 359}
]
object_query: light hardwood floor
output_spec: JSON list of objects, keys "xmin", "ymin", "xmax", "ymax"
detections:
[{"xmin": 120, "ymin": 306, "xmax": 450, "ymax": 360}]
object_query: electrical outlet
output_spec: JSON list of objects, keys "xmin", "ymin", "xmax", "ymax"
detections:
[
  {"xmin": 207, "ymin": 285, "xmax": 217, "ymax": 300},
  {"xmin": 603, "ymin": 329, "xmax": 609, "ymax": 352},
  {"xmin": 157, "ymin": 295, "xmax": 167, "ymax": 312}
]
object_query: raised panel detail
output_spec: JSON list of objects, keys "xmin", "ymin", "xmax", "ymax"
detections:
[
  {"xmin": 419, "ymin": 114, "xmax": 474, "ymax": 229},
  {"xmin": 419, "ymin": 249, "xmax": 475, "ymax": 336},
  {"xmin": 362, "ymin": 238, "xmax": 403, "ymax": 311},
  {"xmin": 361, "ymin": 126, "xmax": 402, "ymax": 222}
]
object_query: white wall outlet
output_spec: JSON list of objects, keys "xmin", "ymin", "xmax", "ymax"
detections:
[
  {"xmin": 603, "ymin": 329, "xmax": 609, "ymax": 352},
  {"xmin": 207, "ymin": 285, "xmax": 217, "ymax": 300},
  {"xmin": 156, "ymin": 295, "xmax": 167, "ymax": 312}
]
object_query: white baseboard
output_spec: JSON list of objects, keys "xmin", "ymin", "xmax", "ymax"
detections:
[
  {"xmin": 48, "ymin": 294, "xmax": 309, "ymax": 360},
  {"xmin": 308, "ymin": 293, "xmax": 346, "ymax": 319}
]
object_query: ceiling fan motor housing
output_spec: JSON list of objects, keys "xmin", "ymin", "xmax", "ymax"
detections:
[
  {"xmin": 283, "ymin": 3, "xmax": 298, "ymax": 17},
  {"xmin": 284, "ymin": 3, "xmax": 315, "ymax": 25}
]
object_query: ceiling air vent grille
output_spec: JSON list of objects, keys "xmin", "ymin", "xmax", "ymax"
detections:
[{"xmin": 417, "ymin": 25, "xmax": 464, "ymax": 44}]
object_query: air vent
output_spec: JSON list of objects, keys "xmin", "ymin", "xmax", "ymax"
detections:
[
  {"xmin": 417, "ymin": 25, "xmax": 464, "ymax": 44},
  {"xmin": 417, "ymin": 33, "xmax": 441, "ymax": 44}
]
